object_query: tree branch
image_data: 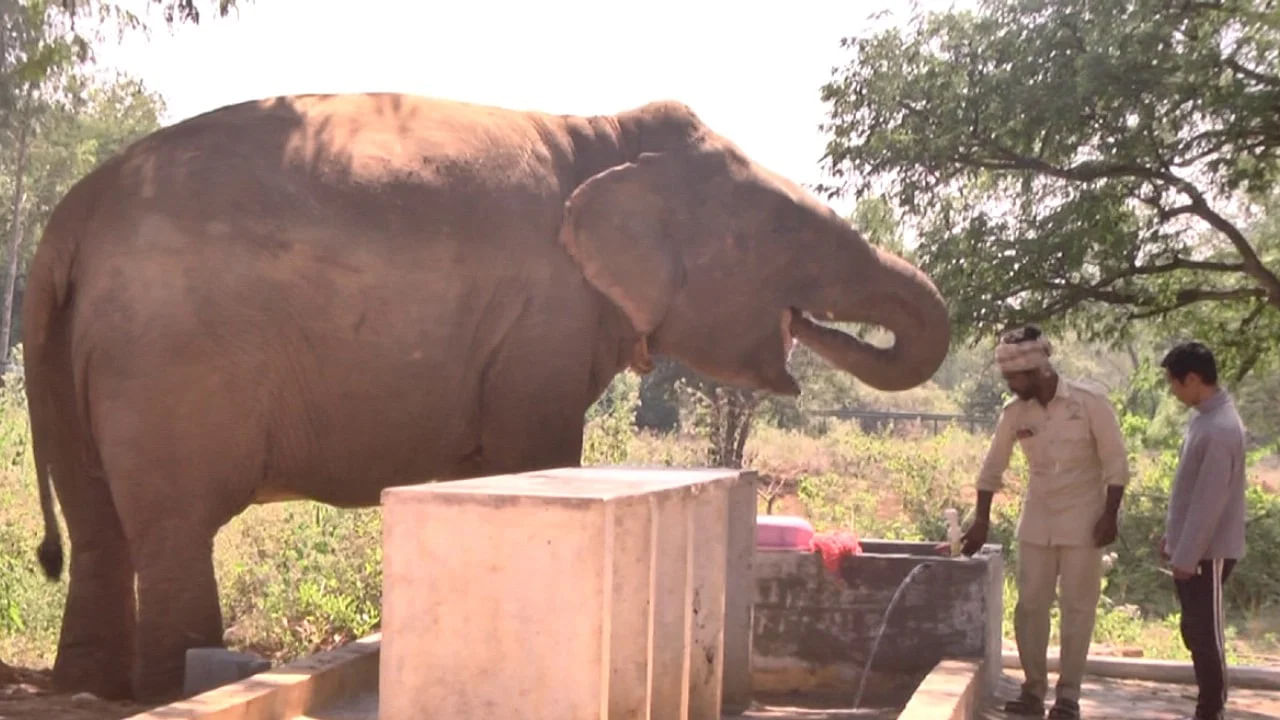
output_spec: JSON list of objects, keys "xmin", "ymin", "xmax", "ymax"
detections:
[
  {"xmin": 1183, "ymin": 193, "xmax": 1280, "ymax": 307},
  {"xmin": 951, "ymin": 138, "xmax": 1280, "ymax": 308},
  {"xmin": 1230, "ymin": 348, "xmax": 1261, "ymax": 386},
  {"xmin": 958, "ymin": 148, "xmax": 1171, "ymax": 185},
  {"xmin": 1128, "ymin": 287, "xmax": 1267, "ymax": 319},
  {"xmin": 1224, "ymin": 58, "xmax": 1280, "ymax": 89},
  {"xmin": 1105, "ymin": 256, "xmax": 1247, "ymax": 278}
]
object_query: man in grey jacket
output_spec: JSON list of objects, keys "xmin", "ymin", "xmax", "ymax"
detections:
[{"xmin": 1160, "ymin": 341, "xmax": 1248, "ymax": 720}]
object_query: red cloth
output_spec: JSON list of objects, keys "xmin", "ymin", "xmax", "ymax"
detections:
[{"xmin": 810, "ymin": 531, "xmax": 862, "ymax": 575}]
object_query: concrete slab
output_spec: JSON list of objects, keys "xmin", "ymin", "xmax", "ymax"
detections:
[
  {"xmin": 183, "ymin": 647, "xmax": 271, "ymax": 697},
  {"xmin": 732, "ymin": 708, "xmax": 895, "ymax": 719},
  {"xmin": 125, "ymin": 634, "xmax": 379, "ymax": 720},
  {"xmin": 898, "ymin": 659, "xmax": 981, "ymax": 720},
  {"xmin": 293, "ymin": 691, "xmax": 378, "ymax": 720},
  {"xmin": 288, "ymin": 691, "xmax": 901, "ymax": 720}
]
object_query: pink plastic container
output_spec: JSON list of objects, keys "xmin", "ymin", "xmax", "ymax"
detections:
[{"xmin": 755, "ymin": 515, "xmax": 814, "ymax": 550}]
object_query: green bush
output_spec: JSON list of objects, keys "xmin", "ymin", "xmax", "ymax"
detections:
[
  {"xmin": 0, "ymin": 352, "xmax": 68, "ymax": 667},
  {"xmin": 215, "ymin": 504, "xmax": 382, "ymax": 661}
]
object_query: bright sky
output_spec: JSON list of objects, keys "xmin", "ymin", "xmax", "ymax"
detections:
[{"xmin": 95, "ymin": 0, "xmax": 967, "ymax": 217}]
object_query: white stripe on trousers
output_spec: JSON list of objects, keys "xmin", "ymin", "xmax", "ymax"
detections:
[{"xmin": 1212, "ymin": 558, "xmax": 1226, "ymax": 708}]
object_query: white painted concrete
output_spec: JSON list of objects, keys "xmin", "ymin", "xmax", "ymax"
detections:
[{"xmin": 379, "ymin": 467, "xmax": 752, "ymax": 720}]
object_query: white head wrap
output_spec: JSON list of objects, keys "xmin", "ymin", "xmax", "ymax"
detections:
[{"xmin": 995, "ymin": 336, "xmax": 1053, "ymax": 373}]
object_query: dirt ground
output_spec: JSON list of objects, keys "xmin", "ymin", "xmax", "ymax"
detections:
[
  {"xmin": 982, "ymin": 670, "xmax": 1280, "ymax": 720},
  {"xmin": 0, "ymin": 662, "xmax": 152, "ymax": 720}
]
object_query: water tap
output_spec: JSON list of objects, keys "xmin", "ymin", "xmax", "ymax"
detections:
[{"xmin": 944, "ymin": 508, "xmax": 962, "ymax": 557}]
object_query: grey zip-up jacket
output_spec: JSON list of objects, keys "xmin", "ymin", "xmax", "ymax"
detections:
[{"xmin": 1164, "ymin": 389, "xmax": 1247, "ymax": 570}]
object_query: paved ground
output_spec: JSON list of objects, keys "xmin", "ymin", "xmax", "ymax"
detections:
[
  {"xmin": 8, "ymin": 665, "xmax": 1277, "ymax": 719},
  {"xmin": 732, "ymin": 707, "xmax": 894, "ymax": 719},
  {"xmin": 297, "ymin": 693, "xmax": 900, "ymax": 720},
  {"xmin": 981, "ymin": 671, "xmax": 1280, "ymax": 719}
]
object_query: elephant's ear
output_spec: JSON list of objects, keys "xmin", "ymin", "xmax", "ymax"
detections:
[{"xmin": 559, "ymin": 152, "xmax": 688, "ymax": 335}]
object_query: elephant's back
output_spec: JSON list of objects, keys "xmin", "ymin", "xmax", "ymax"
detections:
[
  {"xmin": 56, "ymin": 91, "xmax": 582, "ymax": 352},
  {"xmin": 86, "ymin": 92, "xmax": 567, "ymax": 247},
  {"xmin": 53, "ymin": 91, "xmax": 588, "ymax": 382}
]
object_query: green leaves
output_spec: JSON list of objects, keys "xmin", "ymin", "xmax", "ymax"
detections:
[{"xmin": 821, "ymin": 0, "xmax": 1280, "ymax": 381}]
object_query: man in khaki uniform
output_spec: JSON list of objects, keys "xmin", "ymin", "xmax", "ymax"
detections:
[{"xmin": 960, "ymin": 326, "xmax": 1129, "ymax": 719}]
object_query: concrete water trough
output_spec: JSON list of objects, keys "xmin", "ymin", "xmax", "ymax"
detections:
[
  {"xmin": 750, "ymin": 537, "xmax": 1004, "ymax": 716},
  {"xmin": 127, "ymin": 468, "xmax": 1003, "ymax": 720}
]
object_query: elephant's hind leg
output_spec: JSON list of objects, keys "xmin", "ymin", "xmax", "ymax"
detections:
[
  {"xmin": 91, "ymin": 370, "xmax": 262, "ymax": 702},
  {"xmin": 130, "ymin": 521, "xmax": 224, "ymax": 701},
  {"xmin": 51, "ymin": 470, "xmax": 136, "ymax": 700}
]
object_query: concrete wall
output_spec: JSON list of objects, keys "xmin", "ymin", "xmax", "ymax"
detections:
[{"xmin": 750, "ymin": 541, "xmax": 1003, "ymax": 708}]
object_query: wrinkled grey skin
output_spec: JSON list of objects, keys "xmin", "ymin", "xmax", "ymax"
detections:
[{"xmin": 22, "ymin": 93, "xmax": 950, "ymax": 702}]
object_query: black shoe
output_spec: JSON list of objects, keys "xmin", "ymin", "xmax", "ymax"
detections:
[
  {"xmin": 1003, "ymin": 692, "xmax": 1046, "ymax": 717},
  {"xmin": 1047, "ymin": 697, "xmax": 1080, "ymax": 719}
]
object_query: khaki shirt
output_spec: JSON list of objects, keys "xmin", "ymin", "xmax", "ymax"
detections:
[{"xmin": 977, "ymin": 377, "xmax": 1130, "ymax": 547}]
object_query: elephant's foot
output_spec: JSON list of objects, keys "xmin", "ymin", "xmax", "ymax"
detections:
[
  {"xmin": 132, "ymin": 607, "xmax": 225, "ymax": 702},
  {"xmin": 629, "ymin": 335, "xmax": 656, "ymax": 374},
  {"xmin": 53, "ymin": 646, "xmax": 134, "ymax": 700}
]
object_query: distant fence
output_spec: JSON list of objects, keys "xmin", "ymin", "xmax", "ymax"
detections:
[{"xmin": 809, "ymin": 409, "xmax": 997, "ymax": 435}]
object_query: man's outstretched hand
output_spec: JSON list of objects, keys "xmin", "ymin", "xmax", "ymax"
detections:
[{"xmin": 960, "ymin": 520, "xmax": 989, "ymax": 556}]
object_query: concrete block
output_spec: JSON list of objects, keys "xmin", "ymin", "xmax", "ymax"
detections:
[
  {"xmin": 182, "ymin": 647, "xmax": 271, "ymax": 697},
  {"xmin": 720, "ymin": 476, "xmax": 757, "ymax": 715},
  {"xmin": 379, "ymin": 467, "xmax": 747, "ymax": 720},
  {"xmin": 898, "ymin": 658, "xmax": 982, "ymax": 720}
]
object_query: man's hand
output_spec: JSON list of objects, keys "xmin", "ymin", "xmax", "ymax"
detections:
[
  {"xmin": 1157, "ymin": 535, "xmax": 1170, "ymax": 562},
  {"xmin": 1093, "ymin": 512, "xmax": 1118, "ymax": 547},
  {"xmin": 1172, "ymin": 565, "xmax": 1197, "ymax": 581},
  {"xmin": 960, "ymin": 520, "xmax": 989, "ymax": 556}
]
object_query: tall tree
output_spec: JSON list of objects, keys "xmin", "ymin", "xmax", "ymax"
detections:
[
  {"xmin": 819, "ymin": 0, "xmax": 1280, "ymax": 381},
  {"xmin": 1, "ymin": 0, "xmax": 227, "ymax": 362},
  {"xmin": 0, "ymin": 72, "xmax": 164, "ymax": 359}
]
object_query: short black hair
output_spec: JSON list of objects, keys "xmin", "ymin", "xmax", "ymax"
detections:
[
  {"xmin": 1000, "ymin": 324, "xmax": 1042, "ymax": 345},
  {"xmin": 1161, "ymin": 341, "xmax": 1218, "ymax": 385}
]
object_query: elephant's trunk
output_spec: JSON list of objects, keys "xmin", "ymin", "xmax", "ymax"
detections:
[{"xmin": 791, "ymin": 247, "xmax": 951, "ymax": 392}]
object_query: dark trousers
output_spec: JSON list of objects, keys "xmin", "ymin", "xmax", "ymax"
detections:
[{"xmin": 1174, "ymin": 558, "xmax": 1237, "ymax": 717}]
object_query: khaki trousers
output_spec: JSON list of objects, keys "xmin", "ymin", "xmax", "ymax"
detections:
[{"xmin": 1015, "ymin": 541, "xmax": 1103, "ymax": 702}]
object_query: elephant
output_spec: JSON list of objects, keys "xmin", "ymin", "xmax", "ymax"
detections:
[{"xmin": 21, "ymin": 92, "xmax": 950, "ymax": 702}]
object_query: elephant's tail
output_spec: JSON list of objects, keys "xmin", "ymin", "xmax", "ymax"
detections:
[
  {"xmin": 25, "ymin": 246, "xmax": 68, "ymax": 581},
  {"xmin": 22, "ymin": 177, "xmax": 86, "ymax": 583},
  {"xmin": 35, "ymin": 463, "xmax": 62, "ymax": 580},
  {"xmin": 26, "ymin": 249, "xmax": 68, "ymax": 581}
]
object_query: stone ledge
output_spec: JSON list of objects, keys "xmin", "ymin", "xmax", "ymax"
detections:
[
  {"xmin": 1000, "ymin": 651, "xmax": 1280, "ymax": 690},
  {"xmin": 125, "ymin": 634, "xmax": 380, "ymax": 720},
  {"xmin": 898, "ymin": 658, "xmax": 982, "ymax": 720}
]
